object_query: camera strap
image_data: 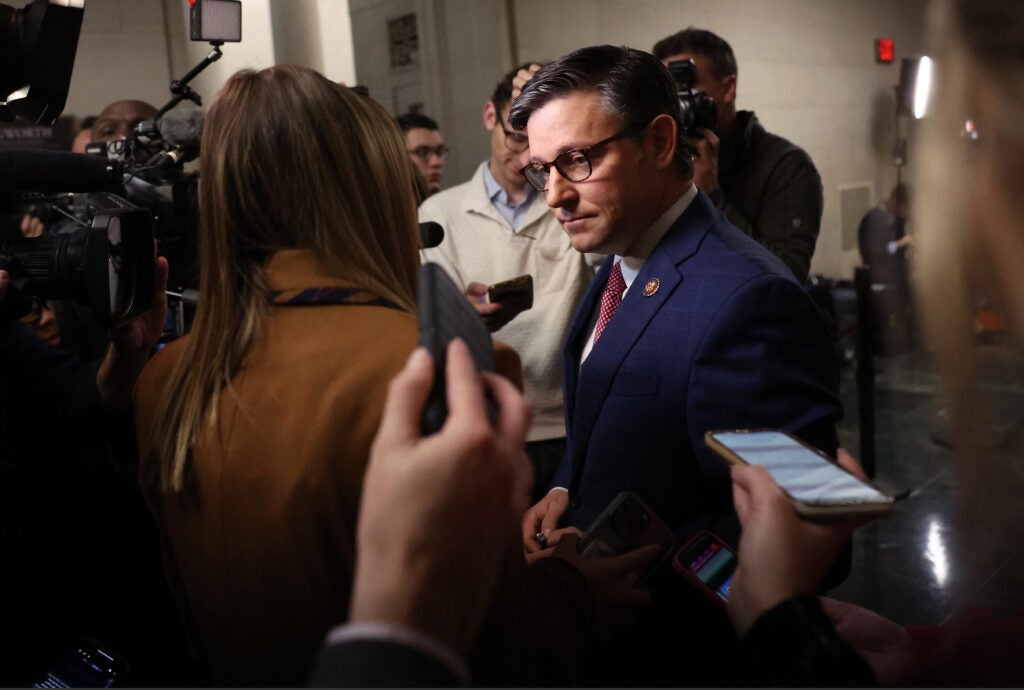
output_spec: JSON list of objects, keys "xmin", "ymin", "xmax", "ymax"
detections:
[{"xmin": 268, "ymin": 287, "xmax": 402, "ymax": 312}]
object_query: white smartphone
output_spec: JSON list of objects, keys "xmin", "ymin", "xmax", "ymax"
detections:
[{"xmin": 705, "ymin": 429, "xmax": 895, "ymax": 519}]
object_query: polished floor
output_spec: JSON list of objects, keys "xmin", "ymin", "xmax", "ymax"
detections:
[{"xmin": 828, "ymin": 338, "xmax": 1024, "ymax": 626}]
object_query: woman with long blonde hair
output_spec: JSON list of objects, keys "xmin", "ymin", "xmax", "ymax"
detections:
[
  {"xmin": 134, "ymin": 65, "xmax": 428, "ymax": 685},
  {"xmin": 723, "ymin": 0, "xmax": 1024, "ymax": 684}
]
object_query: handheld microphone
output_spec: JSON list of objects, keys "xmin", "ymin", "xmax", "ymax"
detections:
[{"xmin": 419, "ymin": 221, "xmax": 444, "ymax": 248}]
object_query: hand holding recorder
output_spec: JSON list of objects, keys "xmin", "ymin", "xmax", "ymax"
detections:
[{"xmin": 350, "ymin": 339, "xmax": 533, "ymax": 658}]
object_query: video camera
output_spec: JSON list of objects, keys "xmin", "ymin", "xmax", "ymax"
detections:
[
  {"xmin": 0, "ymin": 0, "xmax": 240, "ymax": 334},
  {"xmin": 0, "ymin": 0, "xmax": 158, "ymax": 328},
  {"xmin": 667, "ymin": 58, "xmax": 718, "ymax": 136}
]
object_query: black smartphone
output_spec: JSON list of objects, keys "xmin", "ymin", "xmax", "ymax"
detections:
[
  {"xmin": 705, "ymin": 429, "xmax": 895, "ymax": 519},
  {"xmin": 672, "ymin": 531, "xmax": 737, "ymax": 609},
  {"xmin": 485, "ymin": 274, "xmax": 533, "ymax": 314},
  {"xmin": 417, "ymin": 262, "xmax": 495, "ymax": 435},
  {"xmin": 578, "ymin": 491, "xmax": 673, "ymax": 581},
  {"xmin": 31, "ymin": 638, "xmax": 129, "ymax": 688}
]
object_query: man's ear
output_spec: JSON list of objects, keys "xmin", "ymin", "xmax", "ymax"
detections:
[
  {"xmin": 645, "ymin": 114, "xmax": 679, "ymax": 169},
  {"xmin": 482, "ymin": 101, "xmax": 497, "ymax": 131},
  {"xmin": 720, "ymin": 74, "xmax": 737, "ymax": 106}
]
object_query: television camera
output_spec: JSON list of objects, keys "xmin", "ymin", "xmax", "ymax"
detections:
[{"xmin": 1, "ymin": 0, "xmax": 241, "ymax": 335}]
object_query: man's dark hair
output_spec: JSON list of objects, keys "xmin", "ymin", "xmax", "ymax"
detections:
[
  {"xmin": 509, "ymin": 45, "xmax": 693, "ymax": 179},
  {"xmin": 490, "ymin": 61, "xmax": 542, "ymax": 113},
  {"xmin": 396, "ymin": 111, "xmax": 439, "ymax": 133},
  {"xmin": 652, "ymin": 27, "xmax": 738, "ymax": 80}
]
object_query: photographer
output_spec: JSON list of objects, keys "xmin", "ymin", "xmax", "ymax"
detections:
[{"xmin": 653, "ymin": 28, "xmax": 824, "ymax": 283}]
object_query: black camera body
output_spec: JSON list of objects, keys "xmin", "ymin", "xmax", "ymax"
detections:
[
  {"xmin": 667, "ymin": 59, "xmax": 718, "ymax": 136},
  {"xmin": 0, "ymin": 199, "xmax": 156, "ymax": 328}
]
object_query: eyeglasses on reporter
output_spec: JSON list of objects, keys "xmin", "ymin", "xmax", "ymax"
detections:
[
  {"xmin": 408, "ymin": 144, "xmax": 450, "ymax": 161},
  {"xmin": 495, "ymin": 110, "xmax": 529, "ymax": 153},
  {"xmin": 518, "ymin": 121, "xmax": 649, "ymax": 192}
]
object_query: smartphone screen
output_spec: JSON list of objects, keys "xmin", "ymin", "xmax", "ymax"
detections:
[
  {"xmin": 674, "ymin": 531, "xmax": 737, "ymax": 604},
  {"xmin": 32, "ymin": 639, "xmax": 128, "ymax": 688},
  {"xmin": 708, "ymin": 430, "xmax": 892, "ymax": 509}
]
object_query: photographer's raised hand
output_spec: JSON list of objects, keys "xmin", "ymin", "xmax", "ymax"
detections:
[{"xmin": 97, "ymin": 255, "xmax": 168, "ymax": 410}]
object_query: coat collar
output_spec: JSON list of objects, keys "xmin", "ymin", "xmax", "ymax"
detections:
[{"xmin": 263, "ymin": 250, "xmax": 355, "ymax": 291}]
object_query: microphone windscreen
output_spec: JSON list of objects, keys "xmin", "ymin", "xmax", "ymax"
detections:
[
  {"xmin": 0, "ymin": 148, "xmax": 123, "ymax": 192},
  {"xmin": 419, "ymin": 221, "xmax": 444, "ymax": 248},
  {"xmin": 157, "ymin": 106, "xmax": 204, "ymax": 147}
]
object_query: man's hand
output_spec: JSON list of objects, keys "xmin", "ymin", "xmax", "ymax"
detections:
[
  {"xmin": 728, "ymin": 463, "xmax": 861, "ymax": 637},
  {"xmin": 350, "ymin": 339, "xmax": 533, "ymax": 658},
  {"xmin": 522, "ymin": 488, "xmax": 570, "ymax": 554},
  {"xmin": 96, "ymin": 255, "xmax": 168, "ymax": 410},
  {"xmin": 688, "ymin": 128, "xmax": 721, "ymax": 195},
  {"xmin": 819, "ymin": 596, "xmax": 918, "ymax": 686},
  {"xmin": 548, "ymin": 533, "xmax": 659, "ymax": 629},
  {"xmin": 466, "ymin": 281, "xmax": 525, "ymax": 332},
  {"xmin": 511, "ymin": 63, "xmax": 542, "ymax": 101}
]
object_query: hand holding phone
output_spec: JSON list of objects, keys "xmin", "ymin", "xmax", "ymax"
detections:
[
  {"xmin": 578, "ymin": 491, "xmax": 673, "ymax": 583},
  {"xmin": 672, "ymin": 531, "xmax": 737, "ymax": 609},
  {"xmin": 418, "ymin": 263, "xmax": 495, "ymax": 434},
  {"xmin": 485, "ymin": 274, "xmax": 533, "ymax": 313},
  {"xmin": 728, "ymin": 462, "xmax": 861, "ymax": 636},
  {"xmin": 465, "ymin": 274, "xmax": 533, "ymax": 332},
  {"xmin": 705, "ymin": 429, "xmax": 894, "ymax": 520}
]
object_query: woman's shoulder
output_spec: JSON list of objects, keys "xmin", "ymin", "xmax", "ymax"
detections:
[{"xmin": 134, "ymin": 337, "xmax": 189, "ymax": 406}]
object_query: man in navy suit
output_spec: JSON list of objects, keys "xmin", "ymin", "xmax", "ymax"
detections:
[{"xmin": 511, "ymin": 45, "xmax": 842, "ymax": 551}]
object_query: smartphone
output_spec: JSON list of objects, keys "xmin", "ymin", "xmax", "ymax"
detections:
[
  {"xmin": 578, "ymin": 491, "xmax": 673, "ymax": 581},
  {"xmin": 31, "ymin": 639, "xmax": 129, "ymax": 688},
  {"xmin": 705, "ymin": 429, "xmax": 895, "ymax": 519},
  {"xmin": 484, "ymin": 274, "xmax": 533, "ymax": 314},
  {"xmin": 417, "ymin": 262, "xmax": 495, "ymax": 435},
  {"xmin": 189, "ymin": 0, "xmax": 242, "ymax": 43},
  {"xmin": 672, "ymin": 531, "xmax": 737, "ymax": 609}
]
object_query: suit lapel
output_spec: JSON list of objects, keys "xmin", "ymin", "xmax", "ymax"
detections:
[
  {"xmin": 565, "ymin": 192, "xmax": 719, "ymax": 483},
  {"xmin": 562, "ymin": 255, "xmax": 611, "ymax": 435}
]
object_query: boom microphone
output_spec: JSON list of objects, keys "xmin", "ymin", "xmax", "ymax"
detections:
[
  {"xmin": 135, "ymin": 106, "xmax": 204, "ymax": 148},
  {"xmin": 159, "ymin": 106, "xmax": 204, "ymax": 147}
]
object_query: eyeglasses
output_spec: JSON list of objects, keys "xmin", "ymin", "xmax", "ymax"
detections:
[
  {"xmin": 408, "ymin": 144, "xmax": 450, "ymax": 161},
  {"xmin": 518, "ymin": 122, "xmax": 648, "ymax": 192},
  {"xmin": 495, "ymin": 110, "xmax": 529, "ymax": 153}
]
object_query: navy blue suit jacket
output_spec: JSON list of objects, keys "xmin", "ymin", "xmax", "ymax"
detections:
[{"xmin": 554, "ymin": 191, "xmax": 842, "ymax": 531}]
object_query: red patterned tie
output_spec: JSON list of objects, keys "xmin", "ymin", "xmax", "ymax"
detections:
[{"xmin": 594, "ymin": 260, "xmax": 625, "ymax": 344}]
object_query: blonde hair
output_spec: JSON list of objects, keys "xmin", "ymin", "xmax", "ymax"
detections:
[
  {"xmin": 914, "ymin": 0, "xmax": 1024, "ymax": 563},
  {"xmin": 142, "ymin": 65, "xmax": 421, "ymax": 492}
]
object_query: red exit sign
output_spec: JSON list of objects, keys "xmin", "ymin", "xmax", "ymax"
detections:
[{"xmin": 876, "ymin": 38, "xmax": 895, "ymax": 63}]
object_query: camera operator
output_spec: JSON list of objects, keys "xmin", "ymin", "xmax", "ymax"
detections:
[
  {"xmin": 653, "ymin": 28, "xmax": 824, "ymax": 284},
  {"xmin": 89, "ymin": 100, "xmax": 158, "ymax": 144},
  {"xmin": 0, "ymin": 259, "xmax": 175, "ymax": 684}
]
